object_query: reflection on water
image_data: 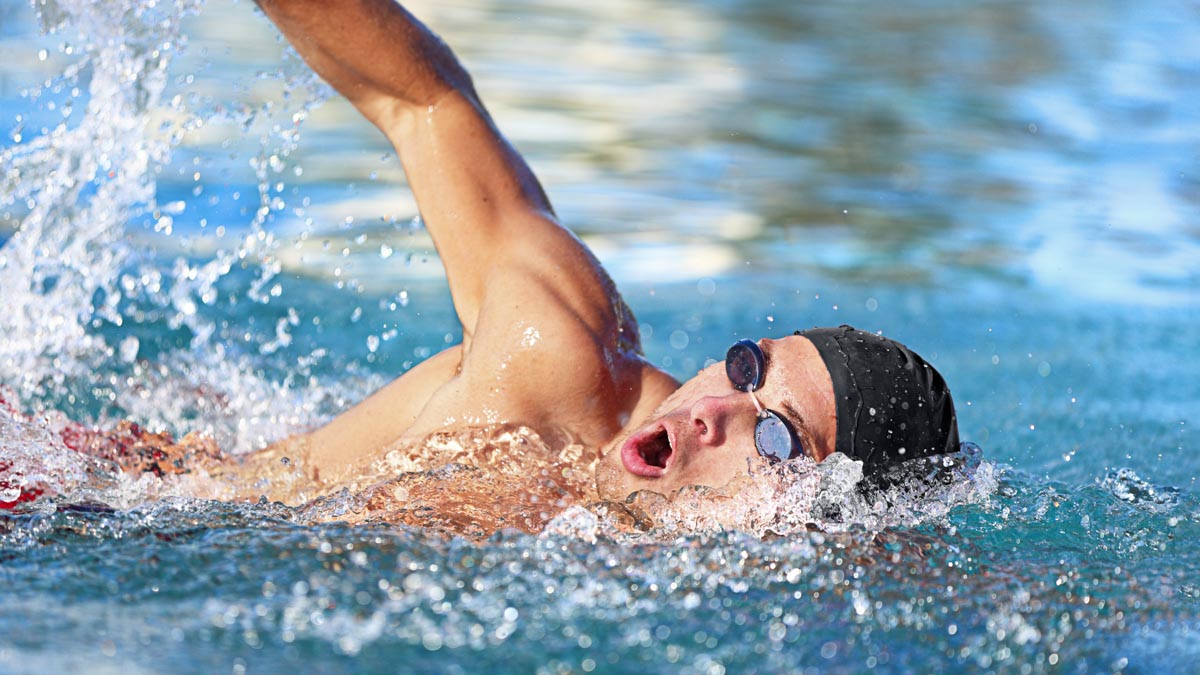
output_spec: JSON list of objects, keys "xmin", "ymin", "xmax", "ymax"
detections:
[
  {"xmin": 266, "ymin": 1, "xmax": 1200, "ymax": 299},
  {"xmin": 7, "ymin": 0, "xmax": 1196, "ymax": 300}
]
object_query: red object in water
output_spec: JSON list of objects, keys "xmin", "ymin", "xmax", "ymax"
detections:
[
  {"xmin": 0, "ymin": 389, "xmax": 18, "ymax": 415},
  {"xmin": 0, "ymin": 389, "xmax": 223, "ymax": 510},
  {"xmin": 0, "ymin": 460, "xmax": 44, "ymax": 509},
  {"xmin": 0, "ymin": 391, "xmax": 43, "ymax": 509}
]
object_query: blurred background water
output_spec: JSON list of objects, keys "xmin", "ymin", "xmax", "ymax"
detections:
[{"xmin": 0, "ymin": 0, "xmax": 1197, "ymax": 671}]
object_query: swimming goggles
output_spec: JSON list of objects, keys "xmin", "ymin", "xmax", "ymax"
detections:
[{"xmin": 725, "ymin": 339, "xmax": 806, "ymax": 462}]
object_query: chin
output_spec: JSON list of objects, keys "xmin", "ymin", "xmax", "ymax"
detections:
[{"xmin": 593, "ymin": 444, "xmax": 630, "ymax": 501}]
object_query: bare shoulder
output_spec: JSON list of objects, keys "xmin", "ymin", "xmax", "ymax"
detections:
[{"xmin": 400, "ymin": 255, "xmax": 647, "ymax": 446}]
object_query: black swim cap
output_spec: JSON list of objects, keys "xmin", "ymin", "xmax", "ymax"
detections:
[{"xmin": 797, "ymin": 325, "xmax": 958, "ymax": 472}]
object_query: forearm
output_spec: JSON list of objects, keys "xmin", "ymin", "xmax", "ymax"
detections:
[
  {"xmin": 61, "ymin": 420, "xmax": 224, "ymax": 477},
  {"xmin": 254, "ymin": 0, "xmax": 474, "ymax": 126}
]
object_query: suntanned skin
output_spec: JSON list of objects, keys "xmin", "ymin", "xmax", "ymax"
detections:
[{"xmin": 250, "ymin": 0, "xmax": 837, "ymax": 497}]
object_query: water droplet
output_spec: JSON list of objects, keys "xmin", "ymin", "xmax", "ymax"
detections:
[
  {"xmin": 380, "ymin": 244, "xmax": 393, "ymax": 259},
  {"xmin": 366, "ymin": 335, "xmax": 380, "ymax": 353},
  {"xmin": 119, "ymin": 336, "xmax": 140, "ymax": 363}
]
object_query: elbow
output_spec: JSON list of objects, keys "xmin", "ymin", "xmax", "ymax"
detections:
[
  {"xmin": 356, "ymin": 49, "xmax": 478, "ymax": 132},
  {"xmin": 359, "ymin": 75, "xmax": 481, "ymax": 143},
  {"xmin": 355, "ymin": 81, "xmax": 460, "ymax": 141}
]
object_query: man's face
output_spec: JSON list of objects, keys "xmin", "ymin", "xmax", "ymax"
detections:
[{"xmin": 596, "ymin": 335, "xmax": 838, "ymax": 500}]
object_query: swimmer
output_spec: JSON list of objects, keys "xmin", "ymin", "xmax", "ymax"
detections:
[
  {"xmin": 5, "ymin": 0, "xmax": 952, "ymax": 514},
  {"xmin": 234, "ymin": 0, "xmax": 960, "ymax": 503}
]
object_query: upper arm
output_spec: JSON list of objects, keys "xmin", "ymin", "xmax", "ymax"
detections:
[
  {"xmin": 380, "ymin": 89, "xmax": 576, "ymax": 340},
  {"xmin": 255, "ymin": 0, "xmax": 627, "ymax": 351}
]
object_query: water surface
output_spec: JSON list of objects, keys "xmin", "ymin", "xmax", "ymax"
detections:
[{"xmin": 0, "ymin": 0, "xmax": 1197, "ymax": 671}]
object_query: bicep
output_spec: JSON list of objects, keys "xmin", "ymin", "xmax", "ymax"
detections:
[{"xmin": 383, "ymin": 91, "xmax": 587, "ymax": 337}]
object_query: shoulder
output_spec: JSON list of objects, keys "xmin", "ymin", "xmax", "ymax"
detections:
[
  {"xmin": 444, "ymin": 278, "xmax": 642, "ymax": 441},
  {"xmin": 468, "ymin": 222, "xmax": 633, "ymax": 355}
]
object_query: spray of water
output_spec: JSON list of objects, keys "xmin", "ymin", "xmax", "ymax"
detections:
[
  {"xmin": 0, "ymin": 0, "xmax": 198, "ymax": 396},
  {"xmin": 0, "ymin": 0, "xmax": 359, "ymax": 515}
]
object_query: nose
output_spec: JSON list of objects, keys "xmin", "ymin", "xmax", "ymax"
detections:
[{"xmin": 688, "ymin": 395, "xmax": 742, "ymax": 447}]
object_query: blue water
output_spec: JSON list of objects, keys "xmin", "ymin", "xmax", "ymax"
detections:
[{"xmin": 1, "ymin": 0, "xmax": 1198, "ymax": 671}]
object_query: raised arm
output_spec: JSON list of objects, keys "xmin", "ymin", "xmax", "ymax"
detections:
[
  {"xmin": 254, "ymin": 0, "xmax": 474, "ymax": 119},
  {"xmin": 244, "ymin": 1, "xmax": 658, "ymax": 472},
  {"xmin": 254, "ymin": 0, "xmax": 574, "ymax": 340}
]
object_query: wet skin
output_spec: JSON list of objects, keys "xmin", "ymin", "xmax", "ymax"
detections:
[
  {"xmin": 240, "ymin": 1, "xmax": 841, "ymax": 505},
  {"xmin": 595, "ymin": 335, "xmax": 838, "ymax": 500}
]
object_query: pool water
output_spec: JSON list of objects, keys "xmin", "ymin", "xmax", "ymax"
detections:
[{"xmin": 1, "ymin": 0, "xmax": 1198, "ymax": 671}]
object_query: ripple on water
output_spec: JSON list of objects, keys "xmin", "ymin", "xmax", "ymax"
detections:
[
  {"xmin": 0, "ymin": 484, "xmax": 1181, "ymax": 672},
  {"xmin": 2, "ymin": 0, "xmax": 1198, "ymax": 670}
]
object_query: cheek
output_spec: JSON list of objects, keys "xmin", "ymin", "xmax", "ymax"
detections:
[{"xmin": 676, "ymin": 442, "xmax": 758, "ymax": 488}]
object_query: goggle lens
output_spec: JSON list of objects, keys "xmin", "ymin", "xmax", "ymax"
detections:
[
  {"xmin": 755, "ymin": 412, "xmax": 798, "ymax": 462},
  {"xmin": 725, "ymin": 339, "xmax": 763, "ymax": 392}
]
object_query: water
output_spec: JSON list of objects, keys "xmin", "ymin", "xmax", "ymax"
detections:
[{"xmin": 1, "ymin": 0, "xmax": 1198, "ymax": 671}]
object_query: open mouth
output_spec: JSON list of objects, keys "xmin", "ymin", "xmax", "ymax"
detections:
[{"xmin": 620, "ymin": 425, "xmax": 674, "ymax": 478}]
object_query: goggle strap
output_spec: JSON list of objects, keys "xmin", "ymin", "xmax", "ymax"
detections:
[{"xmin": 746, "ymin": 390, "xmax": 765, "ymax": 415}]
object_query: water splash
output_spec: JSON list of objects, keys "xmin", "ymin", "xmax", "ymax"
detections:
[
  {"xmin": 1098, "ymin": 467, "xmax": 1180, "ymax": 512},
  {"xmin": 625, "ymin": 443, "xmax": 995, "ymax": 539},
  {"xmin": 0, "ymin": 397, "xmax": 91, "ymax": 507},
  {"xmin": 0, "ymin": 0, "xmax": 205, "ymax": 401},
  {"xmin": 0, "ymin": 0, "xmax": 339, "ymax": 460}
]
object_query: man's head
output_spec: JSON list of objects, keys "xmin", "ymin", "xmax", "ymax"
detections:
[{"xmin": 595, "ymin": 325, "xmax": 958, "ymax": 500}]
